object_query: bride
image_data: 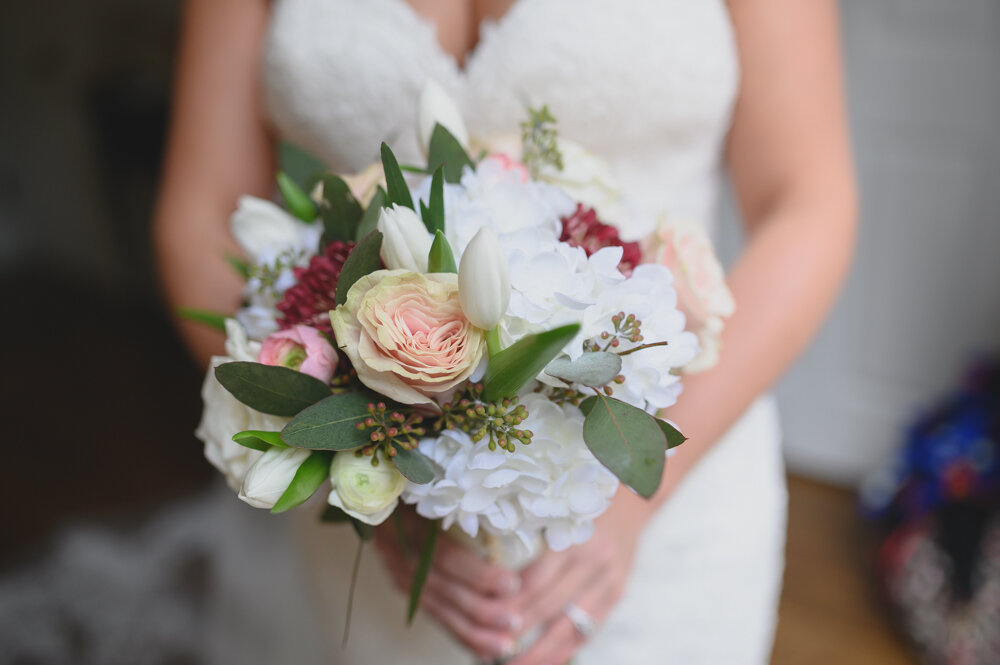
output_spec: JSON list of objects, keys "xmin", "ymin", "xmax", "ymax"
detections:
[{"xmin": 154, "ymin": 0, "xmax": 856, "ymax": 663}]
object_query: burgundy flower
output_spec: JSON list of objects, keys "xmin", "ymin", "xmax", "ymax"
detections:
[
  {"xmin": 559, "ymin": 204, "xmax": 641, "ymax": 276},
  {"xmin": 277, "ymin": 240, "xmax": 355, "ymax": 333}
]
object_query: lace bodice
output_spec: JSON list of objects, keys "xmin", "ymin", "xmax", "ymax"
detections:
[{"xmin": 262, "ymin": 0, "xmax": 739, "ymax": 226}]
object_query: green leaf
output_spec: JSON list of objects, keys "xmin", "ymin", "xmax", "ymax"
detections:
[
  {"xmin": 580, "ymin": 394, "xmax": 667, "ymax": 498},
  {"xmin": 281, "ymin": 392, "xmax": 385, "ymax": 450},
  {"xmin": 335, "ymin": 230, "xmax": 383, "ymax": 306},
  {"xmin": 355, "ymin": 186, "xmax": 386, "ymax": 242},
  {"xmin": 232, "ymin": 430, "xmax": 289, "ymax": 452},
  {"xmin": 381, "ymin": 142, "xmax": 414, "ymax": 210},
  {"xmin": 656, "ymin": 418, "xmax": 688, "ymax": 450},
  {"xmin": 278, "ymin": 142, "xmax": 328, "ymax": 186},
  {"xmin": 427, "ymin": 230, "xmax": 457, "ymax": 274},
  {"xmin": 423, "ymin": 167, "xmax": 445, "ymax": 233},
  {"xmin": 545, "ymin": 351, "xmax": 623, "ymax": 387},
  {"xmin": 320, "ymin": 505, "xmax": 352, "ymax": 523},
  {"xmin": 482, "ymin": 324, "xmax": 581, "ymax": 401},
  {"xmin": 407, "ymin": 520, "xmax": 439, "ymax": 624},
  {"xmin": 352, "ymin": 518, "xmax": 374, "ymax": 541},
  {"xmin": 427, "ymin": 124, "xmax": 473, "ymax": 183},
  {"xmin": 176, "ymin": 307, "xmax": 227, "ymax": 332},
  {"xmin": 276, "ymin": 171, "xmax": 318, "ymax": 222},
  {"xmin": 272, "ymin": 451, "xmax": 333, "ymax": 513},
  {"xmin": 318, "ymin": 174, "xmax": 364, "ymax": 244},
  {"xmin": 225, "ymin": 253, "xmax": 250, "ymax": 279},
  {"xmin": 215, "ymin": 361, "xmax": 331, "ymax": 417},
  {"xmin": 391, "ymin": 445, "xmax": 435, "ymax": 484}
]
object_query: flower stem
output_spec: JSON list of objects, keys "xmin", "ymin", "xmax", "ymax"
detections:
[
  {"xmin": 616, "ymin": 340, "xmax": 669, "ymax": 357},
  {"xmin": 486, "ymin": 327, "xmax": 502, "ymax": 357}
]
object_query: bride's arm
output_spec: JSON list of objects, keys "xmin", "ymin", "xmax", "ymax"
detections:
[
  {"xmin": 154, "ymin": 0, "xmax": 274, "ymax": 368},
  {"xmin": 499, "ymin": 2, "xmax": 857, "ymax": 664}
]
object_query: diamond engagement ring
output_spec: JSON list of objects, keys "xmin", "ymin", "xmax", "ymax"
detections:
[{"xmin": 563, "ymin": 602, "xmax": 597, "ymax": 638}]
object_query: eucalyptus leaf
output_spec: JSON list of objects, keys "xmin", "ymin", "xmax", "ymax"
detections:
[
  {"xmin": 424, "ymin": 166, "xmax": 445, "ymax": 233},
  {"xmin": 656, "ymin": 418, "xmax": 687, "ymax": 450},
  {"xmin": 319, "ymin": 174, "xmax": 364, "ymax": 244},
  {"xmin": 272, "ymin": 451, "xmax": 333, "ymax": 514},
  {"xmin": 281, "ymin": 392, "xmax": 386, "ymax": 450},
  {"xmin": 215, "ymin": 362, "xmax": 331, "ymax": 417},
  {"xmin": 352, "ymin": 519, "xmax": 374, "ymax": 541},
  {"xmin": 278, "ymin": 142, "xmax": 327, "ymax": 186},
  {"xmin": 482, "ymin": 324, "xmax": 581, "ymax": 402},
  {"xmin": 427, "ymin": 124, "xmax": 473, "ymax": 183},
  {"xmin": 391, "ymin": 445, "xmax": 435, "ymax": 484},
  {"xmin": 276, "ymin": 170, "xmax": 318, "ymax": 222},
  {"xmin": 545, "ymin": 352, "xmax": 622, "ymax": 387},
  {"xmin": 381, "ymin": 142, "xmax": 414, "ymax": 210},
  {"xmin": 320, "ymin": 505, "xmax": 352, "ymax": 523},
  {"xmin": 353, "ymin": 186, "xmax": 385, "ymax": 242},
  {"xmin": 232, "ymin": 430, "xmax": 288, "ymax": 452},
  {"xmin": 427, "ymin": 230, "xmax": 457, "ymax": 274},
  {"xmin": 176, "ymin": 307, "xmax": 227, "ymax": 332},
  {"xmin": 581, "ymin": 394, "xmax": 667, "ymax": 498},
  {"xmin": 407, "ymin": 520, "xmax": 439, "ymax": 624},
  {"xmin": 335, "ymin": 230, "xmax": 383, "ymax": 306}
]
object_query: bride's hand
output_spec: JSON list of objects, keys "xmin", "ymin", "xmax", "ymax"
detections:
[
  {"xmin": 505, "ymin": 490, "xmax": 649, "ymax": 665},
  {"xmin": 374, "ymin": 512, "xmax": 523, "ymax": 661}
]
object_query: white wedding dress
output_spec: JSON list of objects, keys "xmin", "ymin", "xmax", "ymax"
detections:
[{"xmin": 207, "ymin": 0, "xmax": 788, "ymax": 663}]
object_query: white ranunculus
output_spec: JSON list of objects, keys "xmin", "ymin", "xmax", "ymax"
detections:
[
  {"xmin": 458, "ymin": 227, "xmax": 511, "ymax": 330},
  {"xmin": 416, "ymin": 79, "xmax": 469, "ymax": 158},
  {"xmin": 328, "ymin": 451, "xmax": 407, "ymax": 525},
  {"xmin": 196, "ymin": 354, "xmax": 291, "ymax": 491},
  {"xmin": 377, "ymin": 204, "xmax": 432, "ymax": 273},
  {"xmin": 403, "ymin": 393, "xmax": 619, "ymax": 568},
  {"xmin": 238, "ymin": 447, "xmax": 311, "ymax": 509},
  {"xmin": 223, "ymin": 318, "xmax": 261, "ymax": 361}
]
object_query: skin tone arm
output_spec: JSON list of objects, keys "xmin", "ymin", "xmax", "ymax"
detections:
[
  {"xmin": 154, "ymin": 0, "xmax": 274, "ymax": 369},
  {"xmin": 376, "ymin": 1, "xmax": 858, "ymax": 663}
]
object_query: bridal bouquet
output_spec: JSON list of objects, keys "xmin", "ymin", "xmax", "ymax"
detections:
[{"xmin": 189, "ymin": 81, "xmax": 734, "ymax": 618}]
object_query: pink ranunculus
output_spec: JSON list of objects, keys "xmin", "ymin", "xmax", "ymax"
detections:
[
  {"xmin": 329, "ymin": 269, "xmax": 486, "ymax": 405},
  {"xmin": 643, "ymin": 217, "xmax": 735, "ymax": 373},
  {"xmin": 258, "ymin": 325, "xmax": 338, "ymax": 383},
  {"xmin": 481, "ymin": 153, "xmax": 529, "ymax": 183}
]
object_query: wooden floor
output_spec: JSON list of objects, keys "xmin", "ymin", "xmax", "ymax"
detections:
[{"xmin": 771, "ymin": 475, "xmax": 918, "ymax": 665}]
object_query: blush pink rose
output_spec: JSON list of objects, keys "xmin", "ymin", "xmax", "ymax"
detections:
[
  {"xmin": 329, "ymin": 269, "xmax": 486, "ymax": 405},
  {"xmin": 258, "ymin": 325, "xmax": 338, "ymax": 383},
  {"xmin": 643, "ymin": 217, "xmax": 735, "ymax": 373}
]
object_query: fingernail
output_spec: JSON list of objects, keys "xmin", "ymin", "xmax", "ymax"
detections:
[{"xmin": 505, "ymin": 612, "xmax": 523, "ymax": 632}]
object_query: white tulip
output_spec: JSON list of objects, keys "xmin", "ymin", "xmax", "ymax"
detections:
[
  {"xmin": 416, "ymin": 79, "xmax": 469, "ymax": 158},
  {"xmin": 377, "ymin": 204, "xmax": 432, "ymax": 273},
  {"xmin": 328, "ymin": 451, "xmax": 407, "ymax": 525},
  {"xmin": 458, "ymin": 227, "xmax": 511, "ymax": 330},
  {"xmin": 238, "ymin": 447, "xmax": 311, "ymax": 510}
]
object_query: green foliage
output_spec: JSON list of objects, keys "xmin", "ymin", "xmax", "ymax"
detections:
[
  {"xmin": 232, "ymin": 430, "xmax": 288, "ymax": 452},
  {"xmin": 427, "ymin": 230, "xmax": 457, "ymax": 274},
  {"xmin": 277, "ymin": 142, "xmax": 327, "ymax": 186},
  {"xmin": 656, "ymin": 418, "xmax": 687, "ymax": 450},
  {"xmin": 271, "ymin": 451, "xmax": 334, "ymax": 513},
  {"xmin": 545, "ymin": 351, "xmax": 622, "ymax": 388},
  {"xmin": 335, "ymin": 230, "xmax": 383, "ymax": 306},
  {"xmin": 580, "ymin": 394, "xmax": 667, "ymax": 498},
  {"xmin": 407, "ymin": 520, "xmax": 439, "ymax": 624},
  {"xmin": 215, "ymin": 362, "xmax": 331, "ymax": 417},
  {"xmin": 354, "ymin": 187, "xmax": 386, "ymax": 242},
  {"xmin": 391, "ymin": 444, "xmax": 435, "ymax": 484},
  {"xmin": 176, "ymin": 307, "xmax": 227, "ymax": 332},
  {"xmin": 276, "ymin": 171, "xmax": 318, "ymax": 222},
  {"xmin": 482, "ymin": 324, "xmax": 581, "ymax": 402},
  {"xmin": 318, "ymin": 174, "xmax": 364, "ymax": 244},
  {"xmin": 381, "ymin": 142, "xmax": 414, "ymax": 210},
  {"xmin": 427, "ymin": 124, "xmax": 473, "ymax": 183},
  {"xmin": 422, "ymin": 166, "xmax": 446, "ymax": 233},
  {"xmin": 225, "ymin": 253, "xmax": 251, "ymax": 279},
  {"xmin": 281, "ymin": 392, "xmax": 389, "ymax": 450}
]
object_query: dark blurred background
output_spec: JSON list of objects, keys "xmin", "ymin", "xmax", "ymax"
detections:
[{"xmin": 1, "ymin": 1, "xmax": 998, "ymax": 664}]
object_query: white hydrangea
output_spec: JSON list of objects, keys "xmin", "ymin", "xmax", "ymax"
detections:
[{"xmin": 402, "ymin": 393, "xmax": 618, "ymax": 568}]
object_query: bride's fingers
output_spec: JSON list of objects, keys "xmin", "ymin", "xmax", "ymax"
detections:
[
  {"xmin": 424, "ymin": 570, "xmax": 523, "ymax": 631},
  {"xmin": 516, "ymin": 555, "xmax": 600, "ymax": 634},
  {"xmin": 515, "ymin": 549, "xmax": 573, "ymax": 605},
  {"xmin": 420, "ymin": 587, "xmax": 519, "ymax": 661},
  {"xmin": 432, "ymin": 539, "xmax": 521, "ymax": 597},
  {"xmin": 507, "ymin": 583, "xmax": 610, "ymax": 665}
]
